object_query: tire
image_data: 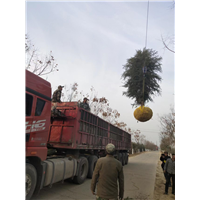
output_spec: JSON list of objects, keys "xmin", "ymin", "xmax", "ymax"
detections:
[
  {"xmin": 122, "ymin": 153, "xmax": 126, "ymax": 166},
  {"xmin": 87, "ymin": 155, "xmax": 98, "ymax": 178},
  {"xmin": 124, "ymin": 153, "xmax": 128, "ymax": 165},
  {"xmin": 26, "ymin": 163, "xmax": 37, "ymax": 200},
  {"xmin": 73, "ymin": 157, "xmax": 89, "ymax": 184},
  {"xmin": 118, "ymin": 153, "xmax": 123, "ymax": 165}
]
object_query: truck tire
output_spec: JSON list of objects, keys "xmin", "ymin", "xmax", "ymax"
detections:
[
  {"xmin": 26, "ymin": 163, "xmax": 37, "ymax": 200},
  {"xmin": 73, "ymin": 157, "xmax": 88, "ymax": 184},
  {"xmin": 87, "ymin": 155, "xmax": 98, "ymax": 178},
  {"xmin": 122, "ymin": 153, "xmax": 125, "ymax": 166},
  {"xmin": 118, "ymin": 153, "xmax": 123, "ymax": 165},
  {"xmin": 124, "ymin": 153, "xmax": 128, "ymax": 165},
  {"xmin": 127, "ymin": 154, "xmax": 129, "ymax": 164}
]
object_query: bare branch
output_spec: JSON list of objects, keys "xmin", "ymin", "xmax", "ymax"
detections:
[
  {"xmin": 25, "ymin": 35, "xmax": 58, "ymax": 76},
  {"xmin": 161, "ymin": 35, "xmax": 175, "ymax": 53}
]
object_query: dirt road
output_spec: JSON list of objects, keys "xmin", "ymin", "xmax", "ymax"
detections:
[{"xmin": 31, "ymin": 151, "xmax": 160, "ymax": 200}]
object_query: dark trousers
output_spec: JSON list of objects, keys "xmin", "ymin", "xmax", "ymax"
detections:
[
  {"xmin": 164, "ymin": 172, "xmax": 171, "ymax": 186},
  {"xmin": 165, "ymin": 172, "xmax": 175, "ymax": 194},
  {"xmin": 162, "ymin": 166, "xmax": 171, "ymax": 186}
]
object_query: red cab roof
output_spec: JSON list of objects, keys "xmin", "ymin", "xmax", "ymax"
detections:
[{"xmin": 26, "ymin": 70, "xmax": 51, "ymax": 98}]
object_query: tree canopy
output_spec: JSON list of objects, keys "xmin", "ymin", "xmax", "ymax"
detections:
[{"xmin": 121, "ymin": 48, "xmax": 162, "ymax": 106}]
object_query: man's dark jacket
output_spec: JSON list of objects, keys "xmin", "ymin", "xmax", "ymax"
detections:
[
  {"xmin": 160, "ymin": 154, "xmax": 170, "ymax": 170},
  {"xmin": 80, "ymin": 102, "xmax": 90, "ymax": 111}
]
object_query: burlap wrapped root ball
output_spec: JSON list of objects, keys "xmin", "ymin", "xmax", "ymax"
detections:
[{"xmin": 134, "ymin": 106, "xmax": 153, "ymax": 122}]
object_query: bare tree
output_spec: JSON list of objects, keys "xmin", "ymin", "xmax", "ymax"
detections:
[
  {"xmin": 133, "ymin": 129, "xmax": 141, "ymax": 143},
  {"xmin": 82, "ymin": 86, "xmax": 121, "ymax": 124},
  {"xmin": 130, "ymin": 129, "xmax": 147, "ymax": 153},
  {"xmin": 102, "ymin": 107, "xmax": 121, "ymax": 124},
  {"xmin": 161, "ymin": 1, "xmax": 175, "ymax": 53},
  {"xmin": 131, "ymin": 129, "xmax": 146, "ymax": 144},
  {"xmin": 61, "ymin": 83, "xmax": 122, "ymax": 124},
  {"xmin": 62, "ymin": 83, "xmax": 79, "ymax": 102},
  {"xmin": 159, "ymin": 106, "xmax": 175, "ymax": 148},
  {"xmin": 90, "ymin": 97, "xmax": 109, "ymax": 116},
  {"xmin": 25, "ymin": 34, "xmax": 58, "ymax": 76},
  {"xmin": 160, "ymin": 136, "xmax": 171, "ymax": 152},
  {"xmin": 25, "ymin": 35, "xmax": 32, "ymax": 52},
  {"xmin": 114, "ymin": 121, "xmax": 127, "ymax": 130},
  {"xmin": 144, "ymin": 139, "xmax": 157, "ymax": 150}
]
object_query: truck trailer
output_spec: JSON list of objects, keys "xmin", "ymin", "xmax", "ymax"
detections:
[{"xmin": 26, "ymin": 70, "xmax": 131, "ymax": 200}]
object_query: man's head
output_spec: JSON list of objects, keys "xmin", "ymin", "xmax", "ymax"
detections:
[
  {"xmin": 172, "ymin": 153, "xmax": 175, "ymax": 160},
  {"xmin": 164, "ymin": 151, "xmax": 168, "ymax": 156},
  {"xmin": 58, "ymin": 85, "xmax": 64, "ymax": 91},
  {"xmin": 83, "ymin": 97, "xmax": 89, "ymax": 103},
  {"xmin": 106, "ymin": 143, "xmax": 115, "ymax": 155}
]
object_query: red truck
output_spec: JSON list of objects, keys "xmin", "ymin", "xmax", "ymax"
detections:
[{"xmin": 26, "ymin": 70, "xmax": 131, "ymax": 200}]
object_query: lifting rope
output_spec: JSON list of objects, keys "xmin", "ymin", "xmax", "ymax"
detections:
[
  {"xmin": 142, "ymin": 0, "xmax": 150, "ymax": 106},
  {"xmin": 145, "ymin": 0, "xmax": 150, "ymax": 49}
]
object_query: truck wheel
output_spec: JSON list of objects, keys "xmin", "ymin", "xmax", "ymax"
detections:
[
  {"xmin": 73, "ymin": 157, "xmax": 88, "ymax": 184},
  {"xmin": 118, "ymin": 153, "xmax": 123, "ymax": 165},
  {"xmin": 122, "ymin": 153, "xmax": 125, "ymax": 166},
  {"xmin": 26, "ymin": 163, "xmax": 37, "ymax": 200},
  {"xmin": 127, "ymin": 154, "xmax": 129, "ymax": 164},
  {"xmin": 124, "ymin": 153, "xmax": 128, "ymax": 165},
  {"xmin": 87, "ymin": 155, "xmax": 98, "ymax": 178}
]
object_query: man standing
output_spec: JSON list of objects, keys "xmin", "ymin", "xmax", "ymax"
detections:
[
  {"xmin": 160, "ymin": 151, "xmax": 171, "ymax": 186},
  {"xmin": 52, "ymin": 85, "xmax": 64, "ymax": 103},
  {"xmin": 164, "ymin": 154, "xmax": 175, "ymax": 195},
  {"xmin": 91, "ymin": 143, "xmax": 124, "ymax": 200},
  {"xmin": 160, "ymin": 151, "xmax": 170, "ymax": 170},
  {"xmin": 80, "ymin": 97, "xmax": 90, "ymax": 111}
]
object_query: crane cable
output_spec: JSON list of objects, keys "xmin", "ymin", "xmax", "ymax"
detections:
[
  {"xmin": 145, "ymin": 0, "xmax": 150, "ymax": 49},
  {"xmin": 142, "ymin": 0, "xmax": 150, "ymax": 106}
]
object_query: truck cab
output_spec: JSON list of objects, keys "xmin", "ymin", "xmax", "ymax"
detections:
[
  {"xmin": 26, "ymin": 71, "xmax": 78, "ymax": 200},
  {"xmin": 26, "ymin": 70, "xmax": 51, "ymax": 160},
  {"xmin": 26, "ymin": 70, "xmax": 51, "ymax": 199}
]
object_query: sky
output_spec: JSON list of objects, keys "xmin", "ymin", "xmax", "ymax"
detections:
[{"xmin": 26, "ymin": 1, "xmax": 175, "ymax": 146}]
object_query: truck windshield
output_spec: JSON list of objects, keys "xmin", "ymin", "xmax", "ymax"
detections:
[{"xmin": 35, "ymin": 98, "xmax": 46, "ymax": 116}]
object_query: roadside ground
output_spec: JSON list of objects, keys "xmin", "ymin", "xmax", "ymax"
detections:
[{"xmin": 153, "ymin": 160, "xmax": 175, "ymax": 200}]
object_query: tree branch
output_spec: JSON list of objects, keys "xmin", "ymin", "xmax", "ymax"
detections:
[{"xmin": 161, "ymin": 35, "xmax": 175, "ymax": 53}]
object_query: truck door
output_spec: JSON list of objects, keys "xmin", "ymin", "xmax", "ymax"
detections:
[
  {"xmin": 29, "ymin": 96, "xmax": 50, "ymax": 147},
  {"xmin": 26, "ymin": 93, "xmax": 34, "ymax": 143}
]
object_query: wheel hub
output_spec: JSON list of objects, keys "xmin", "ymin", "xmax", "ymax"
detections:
[{"xmin": 26, "ymin": 174, "xmax": 32, "ymax": 196}]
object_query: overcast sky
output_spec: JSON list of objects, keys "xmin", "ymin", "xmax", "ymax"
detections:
[{"xmin": 26, "ymin": 0, "xmax": 174, "ymax": 145}]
